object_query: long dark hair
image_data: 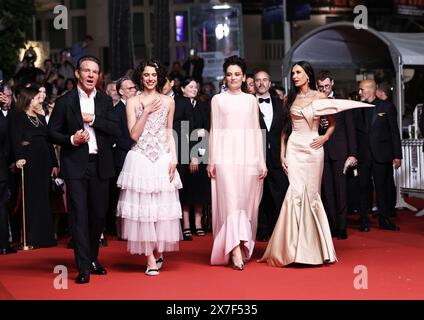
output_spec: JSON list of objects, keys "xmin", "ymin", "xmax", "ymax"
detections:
[
  {"xmin": 286, "ymin": 61, "xmax": 316, "ymax": 109},
  {"xmin": 283, "ymin": 61, "xmax": 317, "ymax": 138}
]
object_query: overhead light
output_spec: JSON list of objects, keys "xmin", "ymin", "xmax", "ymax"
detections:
[
  {"xmin": 215, "ymin": 23, "xmax": 229, "ymax": 40},
  {"xmin": 213, "ymin": 4, "xmax": 231, "ymax": 10}
]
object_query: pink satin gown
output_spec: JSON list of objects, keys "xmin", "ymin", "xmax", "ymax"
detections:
[
  {"xmin": 209, "ymin": 91, "xmax": 265, "ymax": 265},
  {"xmin": 259, "ymin": 98, "xmax": 373, "ymax": 267}
]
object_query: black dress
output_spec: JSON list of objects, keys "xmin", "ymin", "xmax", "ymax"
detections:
[
  {"xmin": 13, "ymin": 111, "xmax": 57, "ymax": 247},
  {"xmin": 184, "ymin": 99, "xmax": 211, "ymax": 206}
]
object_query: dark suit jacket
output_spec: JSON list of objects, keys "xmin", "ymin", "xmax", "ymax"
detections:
[
  {"xmin": 174, "ymin": 95, "xmax": 194, "ymax": 164},
  {"xmin": 354, "ymin": 97, "xmax": 402, "ymax": 163},
  {"xmin": 258, "ymin": 96, "xmax": 285, "ymax": 169},
  {"xmin": 112, "ymin": 100, "xmax": 133, "ymax": 170},
  {"xmin": 324, "ymin": 110, "xmax": 357, "ymax": 161},
  {"xmin": 47, "ymin": 88, "xmax": 120, "ymax": 179},
  {"xmin": 0, "ymin": 113, "xmax": 9, "ymax": 182}
]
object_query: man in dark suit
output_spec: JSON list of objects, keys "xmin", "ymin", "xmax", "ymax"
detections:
[
  {"xmin": 355, "ymin": 80, "xmax": 402, "ymax": 232},
  {"xmin": 107, "ymin": 76, "xmax": 137, "ymax": 237},
  {"xmin": 317, "ymin": 71, "xmax": 357, "ymax": 240},
  {"xmin": 254, "ymin": 70, "xmax": 289, "ymax": 241},
  {"xmin": 48, "ymin": 56, "xmax": 120, "ymax": 284}
]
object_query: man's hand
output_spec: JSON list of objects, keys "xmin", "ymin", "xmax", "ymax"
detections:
[
  {"xmin": 72, "ymin": 129, "xmax": 90, "ymax": 145},
  {"xmin": 82, "ymin": 113, "xmax": 94, "ymax": 124},
  {"xmin": 393, "ymin": 158, "xmax": 401, "ymax": 170},
  {"xmin": 345, "ymin": 156, "xmax": 358, "ymax": 167}
]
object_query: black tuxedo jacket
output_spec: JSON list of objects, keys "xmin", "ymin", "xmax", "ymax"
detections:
[
  {"xmin": 354, "ymin": 97, "xmax": 402, "ymax": 163},
  {"xmin": 257, "ymin": 96, "xmax": 285, "ymax": 169},
  {"xmin": 323, "ymin": 110, "xmax": 357, "ymax": 161},
  {"xmin": 112, "ymin": 100, "xmax": 133, "ymax": 169},
  {"xmin": 47, "ymin": 88, "xmax": 120, "ymax": 179}
]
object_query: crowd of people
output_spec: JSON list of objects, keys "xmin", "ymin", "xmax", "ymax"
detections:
[{"xmin": 0, "ymin": 49, "xmax": 406, "ymax": 284}]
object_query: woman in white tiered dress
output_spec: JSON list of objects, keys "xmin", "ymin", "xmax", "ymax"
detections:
[{"xmin": 117, "ymin": 60, "xmax": 182, "ymax": 276}]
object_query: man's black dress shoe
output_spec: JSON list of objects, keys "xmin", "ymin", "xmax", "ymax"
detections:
[
  {"xmin": 90, "ymin": 262, "xmax": 107, "ymax": 275},
  {"xmin": 379, "ymin": 218, "xmax": 400, "ymax": 231},
  {"xmin": 0, "ymin": 247, "xmax": 17, "ymax": 255},
  {"xmin": 75, "ymin": 273, "xmax": 90, "ymax": 284},
  {"xmin": 337, "ymin": 229, "xmax": 348, "ymax": 240}
]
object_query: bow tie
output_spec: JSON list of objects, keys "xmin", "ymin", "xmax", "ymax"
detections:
[{"xmin": 258, "ymin": 97, "xmax": 270, "ymax": 104}]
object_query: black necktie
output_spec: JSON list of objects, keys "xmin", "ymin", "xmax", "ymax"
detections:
[{"xmin": 258, "ymin": 98, "xmax": 270, "ymax": 104}]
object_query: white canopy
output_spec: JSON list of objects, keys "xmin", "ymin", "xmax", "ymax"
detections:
[{"xmin": 381, "ymin": 32, "xmax": 424, "ymax": 66}]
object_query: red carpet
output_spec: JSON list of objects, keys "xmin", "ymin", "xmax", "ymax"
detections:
[{"xmin": 1, "ymin": 198, "xmax": 424, "ymax": 300}]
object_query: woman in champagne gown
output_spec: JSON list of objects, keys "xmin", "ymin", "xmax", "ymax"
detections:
[
  {"xmin": 259, "ymin": 61, "xmax": 373, "ymax": 267},
  {"xmin": 207, "ymin": 56, "xmax": 267, "ymax": 270}
]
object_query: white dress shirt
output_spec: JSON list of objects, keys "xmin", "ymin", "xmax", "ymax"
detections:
[
  {"xmin": 73, "ymin": 86, "xmax": 98, "ymax": 154},
  {"xmin": 2, "ymin": 109, "xmax": 7, "ymax": 117},
  {"xmin": 258, "ymin": 96, "xmax": 273, "ymax": 131}
]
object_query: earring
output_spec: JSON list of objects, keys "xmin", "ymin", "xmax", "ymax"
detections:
[{"xmin": 307, "ymin": 78, "xmax": 310, "ymax": 83}]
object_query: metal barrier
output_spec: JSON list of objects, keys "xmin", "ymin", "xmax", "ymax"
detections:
[{"xmin": 396, "ymin": 139, "xmax": 424, "ymax": 216}]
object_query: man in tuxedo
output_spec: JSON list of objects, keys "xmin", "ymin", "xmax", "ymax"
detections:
[
  {"xmin": 254, "ymin": 70, "xmax": 289, "ymax": 241},
  {"xmin": 0, "ymin": 85, "xmax": 16, "ymax": 255},
  {"xmin": 355, "ymin": 80, "xmax": 402, "ymax": 232},
  {"xmin": 317, "ymin": 71, "xmax": 357, "ymax": 240},
  {"xmin": 48, "ymin": 56, "xmax": 120, "ymax": 284},
  {"xmin": 107, "ymin": 76, "xmax": 137, "ymax": 237}
]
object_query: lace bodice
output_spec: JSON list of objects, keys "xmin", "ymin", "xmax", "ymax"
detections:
[{"xmin": 133, "ymin": 96, "xmax": 170, "ymax": 162}]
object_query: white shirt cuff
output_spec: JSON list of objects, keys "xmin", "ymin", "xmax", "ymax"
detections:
[{"xmin": 70, "ymin": 135, "xmax": 78, "ymax": 146}]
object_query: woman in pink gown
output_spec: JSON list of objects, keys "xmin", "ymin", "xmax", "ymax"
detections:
[
  {"xmin": 259, "ymin": 61, "xmax": 373, "ymax": 267},
  {"xmin": 207, "ymin": 56, "xmax": 267, "ymax": 270}
]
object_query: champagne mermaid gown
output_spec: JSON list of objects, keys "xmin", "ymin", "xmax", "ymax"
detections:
[{"xmin": 259, "ymin": 98, "xmax": 373, "ymax": 267}]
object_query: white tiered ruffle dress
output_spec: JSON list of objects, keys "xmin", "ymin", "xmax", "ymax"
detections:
[{"xmin": 117, "ymin": 97, "xmax": 183, "ymax": 256}]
